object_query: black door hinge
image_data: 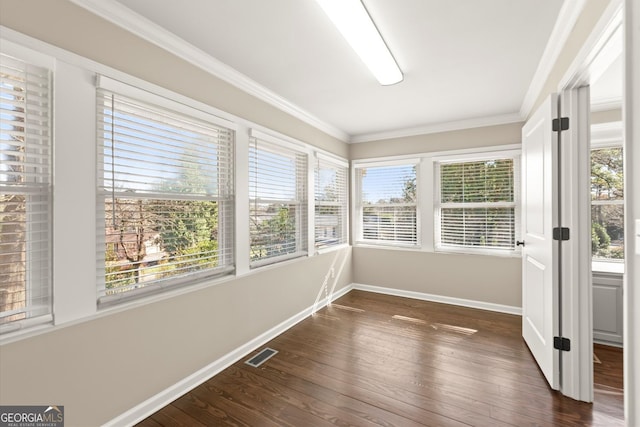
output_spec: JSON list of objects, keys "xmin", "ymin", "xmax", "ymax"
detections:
[
  {"xmin": 553, "ymin": 227, "xmax": 570, "ymax": 241},
  {"xmin": 554, "ymin": 336, "xmax": 571, "ymax": 351},
  {"xmin": 552, "ymin": 117, "xmax": 569, "ymax": 132}
]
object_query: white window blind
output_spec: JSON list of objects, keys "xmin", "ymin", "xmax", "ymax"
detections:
[
  {"xmin": 249, "ymin": 135, "xmax": 308, "ymax": 267},
  {"xmin": 96, "ymin": 88, "xmax": 235, "ymax": 302},
  {"xmin": 0, "ymin": 53, "xmax": 52, "ymax": 329},
  {"xmin": 356, "ymin": 163, "xmax": 418, "ymax": 245},
  {"xmin": 315, "ymin": 155, "xmax": 348, "ymax": 249},
  {"xmin": 437, "ymin": 158, "xmax": 518, "ymax": 251}
]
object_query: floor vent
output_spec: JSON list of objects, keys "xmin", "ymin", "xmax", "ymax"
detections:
[{"xmin": 245, "ymin": 348, "xmax": 278, "ymax": 368}]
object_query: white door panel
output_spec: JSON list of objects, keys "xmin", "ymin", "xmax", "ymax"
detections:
[{"xmin": 521, "ymin": 94, "xmax": 559, "ymax": 390}]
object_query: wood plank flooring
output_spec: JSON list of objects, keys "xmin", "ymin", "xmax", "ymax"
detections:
[{"xmin": 137, "ymin": 290, "xmax": 624, "ymax": 426}]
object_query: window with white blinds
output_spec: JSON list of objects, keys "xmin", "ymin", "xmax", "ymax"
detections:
[
  {"xmin": 0, "ymin": 53, "xmax": 52, "ymax": 329},
  {"xmin": 249, "ymin": 134, "xmax": 308, "ymax": 267},
  {"xmin": 315, "ymin": 155, "xmax": 348, "ymax": 249},
  {"xmin": 355, "ymin": 163, "xmax": 418, "ymax": 245},
  {"xmin": 436, "ymin": 157, "xmax": 518, "ymax": 251},
  {"xmin": 96, "ymin": 87, "xmax": 234, "ymax": 302}
]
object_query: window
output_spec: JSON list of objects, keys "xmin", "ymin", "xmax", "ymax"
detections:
[
  {"xmin": 0, "ymin": 53, "xmax": 52, "ymax": 329},
  {"xmin": 315, "ymin": 155, "xmax": 348, "ymax": 249},
  {"xmin": 249, "ymin": 131, "xmax": 308, "ymax": 267},
  {"xmin": 591, "ymin": 146, "xmax": 624, "ymax": 262},
  {"xmin": 96, "ymin": 82, "xmax": 235, "ymax": 302},
  {"xmin": 435, "ymin": 156, "xmax": 519, "ymax": 253},
  {"xmin": 355, "ymin": 162, "xmax": 418, "ymax": 245}
]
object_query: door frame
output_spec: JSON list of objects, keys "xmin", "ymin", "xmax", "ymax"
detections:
[
  {"xmin": 623, "ymin": 0, "xmax": 640, "ymax": 424},
  {"xmin": 556, "ymin": 0, "xmax": 625, "ymax": 405}
]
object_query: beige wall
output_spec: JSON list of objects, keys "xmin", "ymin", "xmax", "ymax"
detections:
[
  {"xmin": 353, "ymin": 248, "xmax": 522, "ymax": 308},
  {"xmin": 349, "ymin": 122, "xmax": 523, "ymax": 159}
]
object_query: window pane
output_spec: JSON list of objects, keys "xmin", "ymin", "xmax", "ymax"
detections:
[
  {"xmin": 592, "ymin": 204, "xmax": 624, "ymax": 260},
  {"xmin": 361, "ymin": 165, "xmax": 416, "ymax": 204},
  {"xmin": 0, "ymin": 53, "xmax": 52, "ymax": 327},
  {"xmin": 441, "ymin": 159, "xmax": 514, "ymax": 203},
  {"xmin": 363, "ymin": 205, "xmax": 417, "ymax": 243},
  {"xmin": 315, "ymin": 158, "xmax": 348, "ymax": 249},
  {"xmin": 103, "ymin": 198, "xmax": 226, "ymax": 295},
  {"xmin": 250, "ymin": 202, "xmax": 301, "ymax": 261},
  {"xmin": 437, "ymin": 156, "xmax": 518, "ymax": 251},
  {"xmin": 441, "ymin": 207, "xmax": 515, "ymax": 249},
  {"xmin": 249, "ymin": 138, "xmax": 307, "ymax": 266},
  {"xmin": 97, "ymin": 90, "xmax": 234, "ymax": 299},
  {"xmin": 591, "ymin": 147, "xmax": 623, "ymax": 201},
  {"xmin": 358, "ymin": 164, "xmax": 418, "ymax": 245}
]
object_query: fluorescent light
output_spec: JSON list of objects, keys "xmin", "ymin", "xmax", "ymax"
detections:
[{"xmin": 315, "ymin": 0, "xmax": 403, "ymax": 85}]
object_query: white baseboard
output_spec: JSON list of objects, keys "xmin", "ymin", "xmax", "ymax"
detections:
[
  {"xmin": 103, "ymin": 284, "xmax": 352, "ymax": 427},
  {"xmin": 351, "ymin": 283, "xmax": 522, "ymax": 316},
  {"xmin": 593, "ymin": 338, "xmax": 623, "ymax": 348}
]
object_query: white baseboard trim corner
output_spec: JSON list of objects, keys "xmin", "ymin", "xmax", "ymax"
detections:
[
  {"xmin": 351, "ymin": 283, "xmax": 522, "ymax": 316},
  {"xmin": 103, "ymin": 284, "xmax": 351, "ymax": 427}
]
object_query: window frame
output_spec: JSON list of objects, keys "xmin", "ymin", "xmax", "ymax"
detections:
[
  {"xmin": 590, "ymin": 121, "xmax": 624, "ymax": 273},
  {"xmin": 95, "ymin": 76, "xmax": 237, "ymax": 306},
  {"xmin": 433, "ymin": 149, "xmax": 521, "ymax": 256},
  {"xmin": 0, "ymin": 46, "xmax": 54, "ymax": 333},
  {"xmin": 353, "ymin": 159, "xmax": 420, "ymax": 248},
  {"xmin": 248, "ymin": 129, "xmax": 309, "ymax": 268},
  {"xmin": 314, "ymin": 153, "xmax": 349, "ymax": 251}
]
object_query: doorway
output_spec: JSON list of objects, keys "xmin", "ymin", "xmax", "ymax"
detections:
[{"xmin": 589, "ymin": 25, "xmax": 624, "ymax": 416}]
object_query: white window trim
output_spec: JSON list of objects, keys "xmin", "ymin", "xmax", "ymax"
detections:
[
  {"xmin": 94, "ymin": 83, "xmax": 236, "ymax": 306},
  {"xmin": 314, "ymin": 152, "xmax": 349, "ymax": 252},
  {"xmin": 0, "ymin": 41, "xmax": 55, "ymax": 335},
  {"xmin": 433, "ymin": 149, "xmax": 521, "ymax": 257},
  {"xmin": 352, "ymin": 158, "xmax": 421, "ymax": 248},
  {"xmin": 248, "ymin": 130, "xmax": 310, "ymax": 268},
  {"xmin": 352, "ymin": 145, "xmax": 521, "ymax": 257}
]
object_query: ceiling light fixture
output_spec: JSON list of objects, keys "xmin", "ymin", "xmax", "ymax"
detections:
[{"xmin": 315, "ymin": 0, "xmax": 403, "ymax": 86}]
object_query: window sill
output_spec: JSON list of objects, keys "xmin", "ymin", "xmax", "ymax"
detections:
[
  {"xmin": 592, "ymin": 260, "xmax": 624, "ymax": 275},
  {"xmin": 315, "ymin": 243, "xmax": 350, "ymax": 255},
  {"xmin": 435, "ymin": 246, "xmax": 521, "ymax": 258},
  {"xmin": 354, "ymin": 241, "xmax": 421, "ymax": 251}
]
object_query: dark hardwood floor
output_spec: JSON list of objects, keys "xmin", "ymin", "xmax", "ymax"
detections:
[{"xmin": 138, "ymin": 290, "xmax": 624, "ymax": 426}]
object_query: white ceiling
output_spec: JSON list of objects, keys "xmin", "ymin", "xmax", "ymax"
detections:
[{"xmin": 83, "ymin": 0, "xmax": 568, "ymax": 142}]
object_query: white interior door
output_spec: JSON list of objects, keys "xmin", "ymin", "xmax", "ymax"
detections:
[{"xmin": 521, "ymin": 94, "xmax": 559, "ymax": 390}]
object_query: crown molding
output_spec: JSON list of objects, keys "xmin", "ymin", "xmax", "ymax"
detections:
[
  {"xmin": 519, "ymin": 0, "xmax": 587, "ymax": 118},
  {"xmin": 349, "ymin": 112, "xmax": 524, "ymax": 143},
  {"xmin": 68, "ymin": 0, "xmax": 350, "ymax": 142}
]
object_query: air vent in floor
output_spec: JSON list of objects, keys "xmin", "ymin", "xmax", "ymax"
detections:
[{"xmin": 245, "ymin": 348, "xmax": 278, "ymax": 368}]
